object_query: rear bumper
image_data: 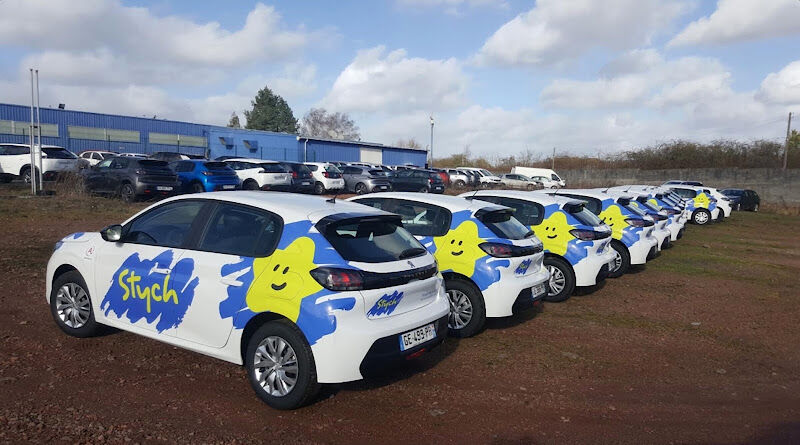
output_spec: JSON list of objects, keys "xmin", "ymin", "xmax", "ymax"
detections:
[
  {"xmin": 134, "ymin": 181, "xmax": 181, "ymax": 196},
  {"xmin": 573, "ymin": 245, "xmax": 616, "ymax": 287},
  {"xmin": 482, "ymin": 265, "xmax": 549, "ymax": 318},
  {"xmin": 629, "ymin": 235, "xmax": 658, "ymax": 265},
  {"xmin": 358, "ymin": 315, "xmax": 449, "ymax": 378}
]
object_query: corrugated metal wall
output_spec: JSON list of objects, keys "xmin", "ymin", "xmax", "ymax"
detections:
[{"xmin": 1, "ymin": 102, "xmax": 428, "ymax": 165}]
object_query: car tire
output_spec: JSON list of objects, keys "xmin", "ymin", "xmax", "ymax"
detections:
[
  {"xmin": 21, "ymin": 166, "xmax": 38, "ymax": 185},
  {"xmin": 419, "ymin": 186, "xmax": 428, "ymax": 193},
  {"xmin": 543, "ymin": 256, "xmax": 575, "ymax": 302},
  {"xmin": 355, "ymin": 183, "xmax": 368, "ymax": 195},
  {"xmin": 445, "ymin": 278, "xmax": 486, "ymax": 338},
  {"xmin": 50, "ymin": 271, "xmax": 101, "ymax": 338},
  {"xmin": 245, "ymin": 319, "xmax": 319, "ymax": 410},
  {"xmin": 526, "ymin": 184, "xmax": 536, "ymax": 190},
  {"xmin": 191, "ymin": 182, "xmax": 205, "ymax": 194},
  {"xmin": 608, "ymin": 240, "xmax": 630, "ymax": 278},
  {"xmin": 692, "ymin": 209, "xmax": 711, "ymax": 225},
  {"xmin": 313, "ymin": 182, "xmax": 325, "ymax": 195},
  {"xmin": 735, "ymin": 203, "xmax": 741, "ymax": 211},
  {"xmin": 455, "ymin": 180, "xmax": 466, "ymax": 188},
  {"xmin": 243, "ymin": 179, "xmax": 259, "ymax": 190},
  {"xmin": 753, "ymin": 203, "xmax": 759, "ymax": 212},
  {"xmin": 119, "ymin": 183, "xmax": 136, "ymax": 203}
]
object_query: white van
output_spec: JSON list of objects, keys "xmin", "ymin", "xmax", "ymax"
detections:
[{"xmin": 510, "ymin": 167, "xmax": 565, "ymax": 188}]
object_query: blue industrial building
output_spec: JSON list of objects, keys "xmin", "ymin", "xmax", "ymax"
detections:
[{"xmin": 0, "ymin": 102, "xmax": 428, "ymax": 166}]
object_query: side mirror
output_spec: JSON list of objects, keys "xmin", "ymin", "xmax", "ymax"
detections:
[{"xmin": 100, "ymin": 224, "xmax": 123, "ymax": 242}]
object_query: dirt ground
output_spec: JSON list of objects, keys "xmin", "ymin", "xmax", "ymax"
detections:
[{"xmin": 1, "ymin": 186, "xmax": 799, "ymax": 444}]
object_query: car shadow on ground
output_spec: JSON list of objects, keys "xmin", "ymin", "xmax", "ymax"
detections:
[
  {"xmin": 573, "ymin": 280, "xmax": 608, "ymax": 296},
  {"xmin": 483, "ymin": 302, "xmax": 545, "ymax": 330}
]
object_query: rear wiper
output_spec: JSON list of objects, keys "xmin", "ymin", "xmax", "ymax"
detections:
[{"xmin": 398, "ymin": 247, "xmax": 426, "ymax": 259}]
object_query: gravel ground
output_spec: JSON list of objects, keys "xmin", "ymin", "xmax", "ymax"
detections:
[{"xmin": 1, "ymin": 188, "xmax": 799, "ymax": 444}]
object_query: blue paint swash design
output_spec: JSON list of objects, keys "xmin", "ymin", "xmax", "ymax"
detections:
[
  {"xmin": 101, "ymin": 250, "xmax": 199, "ymax": 332},
  {"xmin": 515, "ymin": 258, "xmax": 533, "ymax": 275},
  {"xmin": 367, "ymin": 290, "xmax": 404, "ymax": 317}
]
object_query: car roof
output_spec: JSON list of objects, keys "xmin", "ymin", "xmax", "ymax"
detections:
[
  {"xmin": 224, "ymin": 157, "xmax": 276, "ymax": 163},
  {"xmin": 348, "ymin": 192, "xmax": 509, "ymax": 213},
  {"xmin": 126, "ymin": 191, "xmax": 391, "ymax": 224},
  {"xmin": 461, "ymin": 189, "xmax": 584, "ymax": 207},
  {"xmin": 536, "ymin": 188, "xmax": 621, "ymax": 201}
]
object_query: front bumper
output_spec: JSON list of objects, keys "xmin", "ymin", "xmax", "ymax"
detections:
[
  {"xmin": 311, "ymin": 286, "xmax": 450, "ymax": 383},
  {"xmin": 573, "ymin": 240, "xmax": 616, "ymax": 287},
  {"xmin": 482, "ymin": 264, "xmax": 549, "ymax": 318}
]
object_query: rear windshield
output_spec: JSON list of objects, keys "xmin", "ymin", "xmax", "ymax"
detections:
[
  {"xmin": 306, "ymin": 164, "xmax": 318, "ymax": 171},
  {"xmin": 204, "ymin": 162, "xmax": 229, "ymax": 169},
  {"xmin": 322, "ymin": 218, "xmax": 426, "ymax": 263},
  {"xmin": 325, "ymin": 165, "xmax": 341, "ymax": 173},
  {"xmin": 638, "ymin": 199, "xmax": 660, "ymax": 212},
  {"xmin": 565, "ymin": 204, "xmax": 604, "ymax": 226},
  {"xmin": 260, "ymin": 163, "xmax": 286, "ymax": 173},
  {"xmin": 42, "ymin": 148, "xmax": 76, "ymax": 159},
  {"xmin": 368, "ymin": 169, "xmax": 388, "ymax": 177},
  {"xmin": 624, "ymin": 202, "xmax": 647, "ymax": 216},
  {"xmin": 136, "ymin": 160, "xmax": 168, "ymax": 168},
  {"xmin": 478, "ymin": 210, "xmax": 532, "ymax": 240}
]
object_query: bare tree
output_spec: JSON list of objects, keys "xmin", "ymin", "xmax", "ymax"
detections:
[
  {"xmin": 227, "ymin": 112, "xmax": 241, "ymax": 128},
  {"xmin": 395, "ymin": 138, "xmax": 423, "ymax": 149},
  {"xmin": 300, "ymin": 108, "xmax": 360, "ymax": 141}
]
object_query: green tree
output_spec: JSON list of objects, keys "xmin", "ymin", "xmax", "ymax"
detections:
[
  {"xmin": 227, "ymin": 112, "xmax": 241, "ymax": 128},
  {"xmin": 244, "ymin": 86, "xmax": 298, "ymax": 133}
]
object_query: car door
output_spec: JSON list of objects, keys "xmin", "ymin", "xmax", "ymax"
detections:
[
  {"xmin": 395, "ymin": 169, "xmax": 415, "ymax": 191},
  {"xmin": 94, "ymin": 200, "xmax": 208, "ymax": 335},
  {"xmin": 107, "ymin": 157, "xmax": 130, "ymax": 192},
  {"xmin": 175, "ymin": 202, "xmax": 283, "ymax": 347},
  {"xmin": 85, "ymin": 158, "xmax": 112, "ymax": 193}
]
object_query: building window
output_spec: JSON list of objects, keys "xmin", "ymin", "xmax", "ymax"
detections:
[
  {"xmin": 149, "ymin": 132, "xmax": 207, "ymax": 148},
  {"xmin": 67, "ymin": 126, "xmax": 140, "ymax": 142},
  {"xmin": 1, "ymin": 120, "xmax": 58, "ymax": 137}
]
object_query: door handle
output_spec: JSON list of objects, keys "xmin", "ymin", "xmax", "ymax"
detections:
[{"xmin": 152, "ymin": 267, "xmax": 171, "ymax": 275}]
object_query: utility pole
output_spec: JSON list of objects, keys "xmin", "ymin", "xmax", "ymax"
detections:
[
  {"xmin": 429, "ymin": 115, "xmax": 434, "ymax": 168},
  {"xmin": 784, "ymin": 112, "xmax": 793, "ymax": 171},
  {"xmin": 551, "ymin": 147, "xmax": 555, "ymax": 170},
  {"xmin": 35, "ymin": 69, "xmax": 44, "ymax": 188},
  {"xmin": 29, "ymin": 69, "xmax": 37, "ymax": 195}
]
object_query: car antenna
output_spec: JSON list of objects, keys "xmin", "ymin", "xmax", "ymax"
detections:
[
  {"xmin": 466, "ymin": 187, "xmax": 480, "ymax": 201},
  {"xmin": 326, "ymin": 190, "xmax": 339, "ymax": 204}
]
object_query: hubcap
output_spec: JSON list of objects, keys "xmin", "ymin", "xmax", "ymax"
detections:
[
  {"xmin": 547, "ymin": 265, "xmax": 566, "ymax": 296},
  {"xmin": 610, "ymin": 249, "xmax": 622, "ymax": 273},
  {"xmin": 253, "ymin": 336, "xmax": 299, "ymax": 397},
  {"xmin": 55, "ymin": 283, "xmax": 91, "ymax": 328},
  {"xmin": 446, "ymin": 289, "xmax": 473, "ymax": 330},
  {"xmin": 695, "ymin": 212, "xmax": 708, "ymax": 224}
]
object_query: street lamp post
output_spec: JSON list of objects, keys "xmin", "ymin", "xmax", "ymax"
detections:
[{"xmin": 429, "ymin": 115, "xmax": 434, "ymax": 168}]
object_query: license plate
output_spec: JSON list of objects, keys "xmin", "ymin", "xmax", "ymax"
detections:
[
  {"xmin": 156, "ymin": 186, "xmax": 172, "ymax": 191},
  {"xmin": 302, "ymin": 181, "xmax": 311, "ymax": 186},
  {"xmin": 531, "ymin": 283, "xmax": 546, "ymax": 298},
  {"xmin": 398, "ymin": 323, "xmax": 436, "ymax": 351},
  {"xmin": 379, "ymin": 186, "xmax": 388, "ymax": 190},
  {"xmin": 223, "ymin": 184, "xmax": 235, "ymax": 190}
]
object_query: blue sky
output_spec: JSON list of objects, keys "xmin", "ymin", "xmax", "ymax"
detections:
[{"xmin": 1, "ymin": 0, "xmax": 799, "ymax": 159}]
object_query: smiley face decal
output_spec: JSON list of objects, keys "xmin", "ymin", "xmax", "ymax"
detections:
[
  {"xmin": 647, "ymin": 198, "xmax": 661, "ymax": 210},
  {"xmin": 433, "ymin": 219, "xmax": 488, "ymax": 277},
  {"xmin": 599, "ymin": 205, "xmax": 627, "ymax": 240},
  {"xmin": 532, "ymin": 211, "xmax": 573, "ymax": 256},
  {"xmin": 694, "ymin": 192, "xmax": 710, "ymax": 209}
]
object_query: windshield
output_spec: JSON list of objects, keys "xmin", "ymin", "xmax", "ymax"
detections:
[
  {"xmin": 42, "ymin": 148, "xmax": 76, "ymax": 159},
  {"xmin": 478, "ymin": 210, "xmax": 532, "ymax": 240},
  {"xmin": 479, "ymin": 169, "xmax": 493, "ymax": 176},
  {"xmin": 322, "ymin": 218, "xmax": 426, "ymax": 263}
]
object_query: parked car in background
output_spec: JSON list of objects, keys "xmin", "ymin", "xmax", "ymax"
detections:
[
  {"xmin": 341, "ymin": 165, "xmax": 392, "ymax": 194},
  {"xmin": 350, "ymin": 193, "xmax": 548, "ymax": 337},
  {"xmin": 224, "ymin": 158, "xmax": 292, "ymax": 191},
  {"xmin": 149, "ymin": 152, "xmax": 191, "ymax": 162},
  {"xmin": 459, "ymin": 167, "xmax": 502, "ymax": 188},
  {"xmin": 464, "ymin": 190, "xmax": 615, "ymax": 302},
  {"xmin": 445, "ymin": 169, "xmax": 471, "ymax": 188},
  {"xmin": 510, "ymin": 167, "xmax": 565, "ymax": 188},
  {"xmin": 279, "ymin": 161, "xmax": 315, "ymax": 193},
  {"xmin": 390, "ymin": 169, "xmax": 445, "ymax": 193},
  {"xmin": 456, "ymin": 168, "xmax": 481, "ymax": 188},
  {"xmin": 117, "ymin": 153, "xmax": 148, "ymax": 159},
  {"xmin": 702, "ymin": 187, "xmax": 732, "ymax": 221},
  {"xmin": 0, "ymin": 143, "xmax": 81, "ymax": 183},
  {"xmin": 668, "ymin": 185, "xmax": 720, "ymax": 225},
  {"xmin": 172, "ymin": 159, "xmax": 240, "ymax": 193},
  {"xmin": 607, "ymin": 185, "xmax": 687, "ymax": 242},
  {"xmin": 662, "ymin": 180, "xmax": 703, "ymax": 187},
  {"xmin": 499, "ymin": 174, "xmax": 541, "ymax": 190},
  {"xmin": 82, "ymin": 157, "xmax": 179, "ymax": 202},
  {"xmin": 305, "ymin": 162, "xmax": 345, "ymax": 194},
  {"xmin": 604, "ymin": 190, "xmax": 672, "ymax": 251},
  {"xmin": 78, "ymin": 150, "xmax": 118, "ymax": 166},
  {"xmin": 46, "ymin": 192, "xmax": 449, "ymax": 409},
  {"xmin": 542, "ymin": 189, "xmax": 658, "ymax": 278},
  {"xmin": 429, "ymin": 168, "xmax": 450, "ymax": 187},
  {"xmin": 720, "ymin": 188, "xmax": 760, "ymax": 211}
]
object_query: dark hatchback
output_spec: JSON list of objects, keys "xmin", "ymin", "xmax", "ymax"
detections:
[
  {"xmin": 82, "ymin": 157, "xmax": 179, "ymax": 202},
  {"xmin": 720, "ymin": 188, "xmax": 760, "ymax": 211},
  {"xmin": 278, "ymin": 162, "xmax": 315, "ymax": 193},
  {"xmin": 390, "ymin": 169, "xmax": 445, "ymax": 193}
]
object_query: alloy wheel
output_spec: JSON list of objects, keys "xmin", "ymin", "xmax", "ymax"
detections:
[
  {"xmin": 55, "ymin": 283, "xmax": 91, "ymax": 329},
  {"xmin": 547, "ymin": 264, "xmax": 566, "ymax": 296},
  {"xmin": 447, "ymin": 289, "xmax": 473, "ymax": 330},
  {"xmin": 253, "ymin": 336, "xmax": 299, "ymax": 397},
  {"xmin": 610, "ymin": 249, "xmax": 623, "ymax": 273}
]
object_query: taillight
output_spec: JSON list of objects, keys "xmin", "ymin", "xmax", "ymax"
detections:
[
  {"xmin": 291, "ymin": 171, "xmax": 298, "ymax": 179},
  {"xmin": 322, "ymin": 171, "xmax": 330, "ymax": 178},
  {"xmin": 135, "ymin": 169, "xmax": 145, "ymax": 175},
  {"xmin": 651, "ymin": 213, "xmax": 667, "ymax": 221},
  {"xmin": 569, "ymin": 229, "xmax": 611, "ymax": 241},
  {"xmin": 428, "ymin": 178, "xmax": 432, "ymax": 184},
  {"xmin": 201, "ymin": 170, "xmax": 212, "ymax": 176},
  {"xmin": 625, "ymin": 218, "xmax": 654, "ymax": 227},
  {"xmin": 310, "ymin": 267, "xmax": 363, "ymax": 291},
  {"xmin": 479, "ymin": 242, "xmax": 541, "ymax": 258}
]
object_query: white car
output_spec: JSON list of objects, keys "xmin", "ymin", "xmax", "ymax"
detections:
[
  {"xmin": 499, "ymin": 173, "xmax": 541, "ymax": 190},
  {"xmin": 510, "ymin": 167, "xmax": 566, "ymax": 188},
  {"xmin": 0, "ymin": 143, "xmax": 81, "ymax": 183},
  {"xmin": 457, "ymin": 167, "xmax": 503, "ymax": 187},
  {"xmin": 305, "ymin": 162, "xmax": 346, "ymax": 194},
  {"xmin": 349, "ymin": 193, "xmax": 549, "ymax": 337},
  {"xmin": 669, "ymin": 185, "xmax": 721, "ymax": 225},
  {"xmin": 703, "ymin": 187, "xmax": 732, "ymax": 220},
  {"xmin": 224, "ymin": 158, "xmax": 292, "ymax": 191},
  {"xmin": 607, "ymin": 185, "xmax": 688, "ymax": 242},
  {"xmin": 602, "ymin": 190, "xmax": 672, "ymax": 252},
  {"xmin": 46, "ymin": 192, "xmax": 449, "ymax": 409},
  {"xmin": 78, "ymin": 150, "xmax": 118, "ymax": 166},
  {"xmin": 462, "ymin": 190, "xmax": 616, "ymax": 302},
  {"xmin": 528, "ymin": 175, "xmax": 562, "ymax": 189},
  {"xmin": 118, "ymin": 153, "xmax": 148, "ymax": 159}
]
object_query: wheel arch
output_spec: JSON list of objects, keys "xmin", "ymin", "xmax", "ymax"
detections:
[
  {"xmin": 239, "ymin": 312, "xmax": 305, "ymax": 364},
  {"xmin": 543, "ymin": 251, "xmax": 576, "ymax": 273},
  {"xmin": 441, "ymin": 271, "xmax": 482, "ymax": 294}
]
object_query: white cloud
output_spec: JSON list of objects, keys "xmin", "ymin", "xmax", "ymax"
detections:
[
  {"xmin": 475, "ymin": 0, "xmax": 687, "ymax": 67},
  {"xmin": 396, "ymin": 0, "xmax": 507, "ymax": 14},
  {"xmin": 321, "ymin": 46, "xmax": 467, "ymax": 113},
  {"xmin": 757, "ymin": 60, "xmax": 800, "ymax": 105},
  {"xmin": 669, "ymin": 0, "xmax": 800, "ymax": 47}
]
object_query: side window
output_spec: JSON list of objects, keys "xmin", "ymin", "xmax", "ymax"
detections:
[
  {"xmin": 123, "ymin": 201, "xmax": 205, "ymax": 248},
  {"xmin": 551, "ymin": 174, "xmax": 559, "ymax": 180},
  {"xmin": 110, "ymin": 158, "xmax": 128, "ymax": 169},
  {"xmin": 391, "ymin": 200, "xmax": 451, "ymax": 237},
  {"xmin": 343, "ymin": 167, "xmax": 358, "ymax": 174},
  {"xmin": 176, "ymin": 161, "xmax": 194, "ymax": 172},
  {"xmin": 9, "ymin": 146, "xmax": 30, "ymax": 155},
  {"xmin": 198, "ymin": 203, "xmax": 281, "ymax": 257},
  {"xmin": 0, "ymin": 145, "xmax": 8, "ymax": 155},
  {"xmin": 96, "ymin": 159, "xmax": 113, "ymax": 169}
]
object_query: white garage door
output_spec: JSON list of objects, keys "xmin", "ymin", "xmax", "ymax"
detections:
[{"xmin": 360, "ymin": 147, "xmax": 382, "ymax": 164}]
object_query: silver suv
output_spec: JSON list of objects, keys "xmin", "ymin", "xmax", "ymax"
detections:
[{"xmin": 341, "ymin": 165, "xmax": 392, "ymax": 194}]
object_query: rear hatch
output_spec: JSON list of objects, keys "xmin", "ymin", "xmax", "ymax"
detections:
[
  {"xmin": 136, "ymin": 160, "xmax": 176, "ymax": 183},
  {"xmin": 204, "ymin": 161, "xmax": 238, "ymax": 180},
  {"xmin": 314, "ymin": 213, "xmax": 440, "ymax": 319},
  {"xmin": 474, "ymin": 208, "xmax": 545, "ymax": 276}
]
